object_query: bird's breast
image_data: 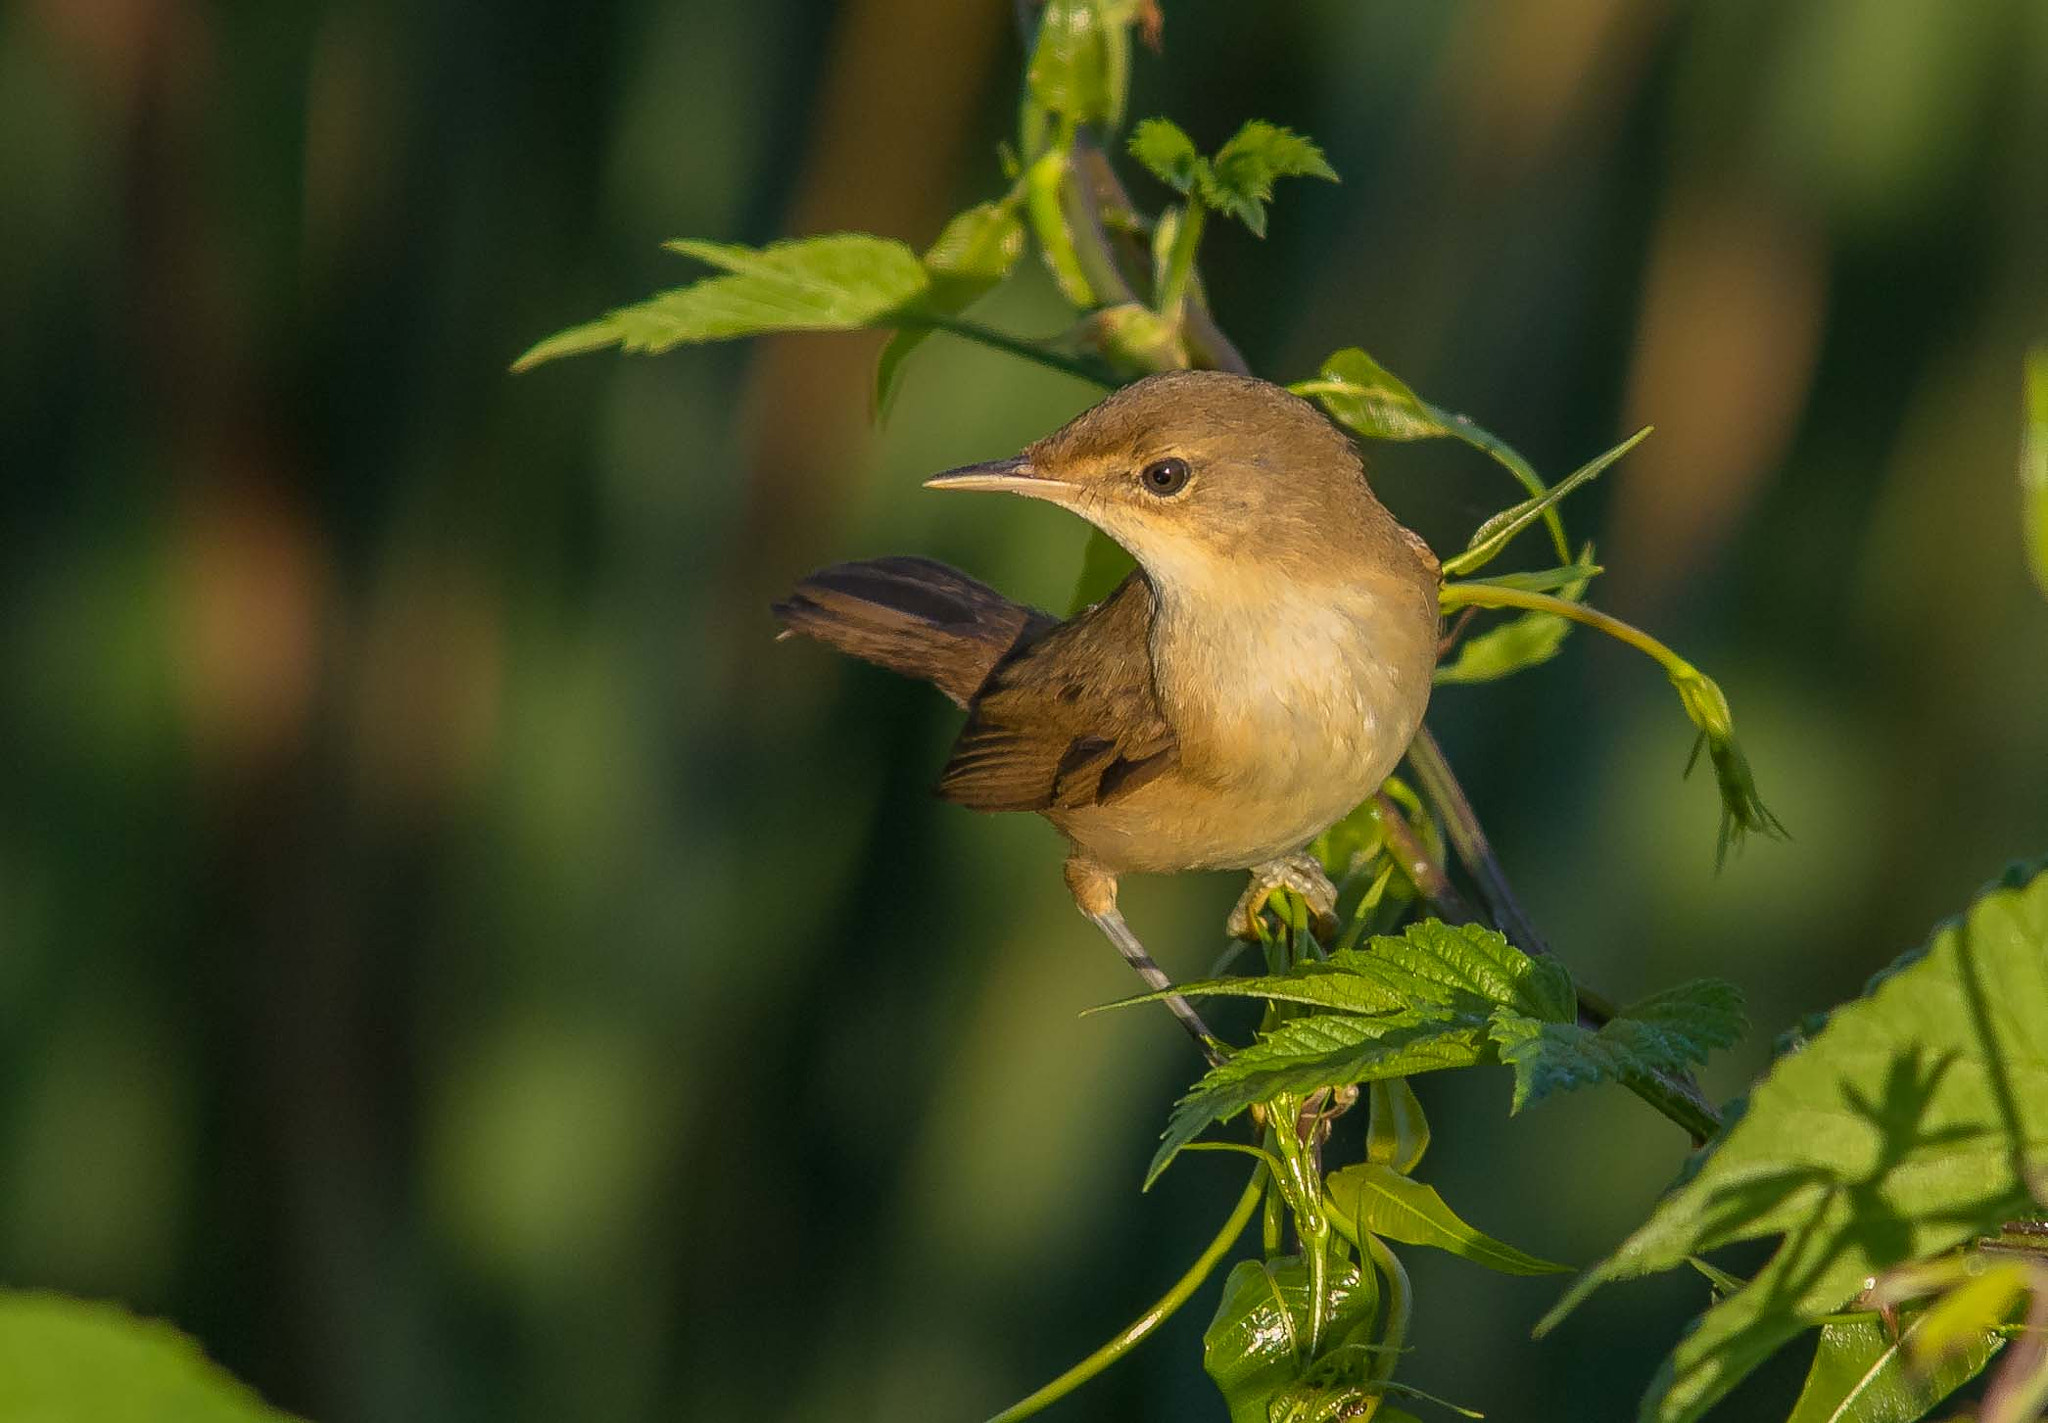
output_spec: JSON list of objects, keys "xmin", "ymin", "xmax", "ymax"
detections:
[{"xmin": 1140, "ymin": 579, "xmax": 1436, "ymax": 865}]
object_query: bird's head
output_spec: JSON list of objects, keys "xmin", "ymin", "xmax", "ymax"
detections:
[{"xmin": 925, "ymin": 370, "xmax": 1433, "ymax": 597}]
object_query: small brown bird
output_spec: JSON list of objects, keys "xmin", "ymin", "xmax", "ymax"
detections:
[{"xmin": 775, "ymin": 371, "xmax": 1441, "ymax": 1044}]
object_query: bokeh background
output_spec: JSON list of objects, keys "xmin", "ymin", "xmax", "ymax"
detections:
[{"xmin": 3, "ymin": 1, "xmax": 2045, "ymax": 1419}]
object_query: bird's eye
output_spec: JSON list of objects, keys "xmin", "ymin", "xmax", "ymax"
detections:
[{"xmin": 1139, "ymin": 457, "xmax": 1190, "ymax": 496}]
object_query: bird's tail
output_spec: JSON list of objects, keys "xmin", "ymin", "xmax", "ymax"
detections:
[{"xmin": 772, "ymin": 556, "xmax": 1055, "ymax": 708}]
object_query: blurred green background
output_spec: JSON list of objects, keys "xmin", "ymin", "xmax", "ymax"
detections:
[{"xmin": 2, "ymin": 1, "xmax": 2044, "ymax": 1419}]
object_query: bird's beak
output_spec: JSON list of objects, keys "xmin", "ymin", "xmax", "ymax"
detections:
[{"xmin": 923, "ymin": 457, "xmax": 1077, "ymax": 501}]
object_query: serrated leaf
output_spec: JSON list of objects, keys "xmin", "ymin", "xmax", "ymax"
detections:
[
  {"xmin": 1443, "ymin": 427, "xmax": 1650, "ymax": 577},
  {"xmin": 1436, "ymin": 557, "xmax": 1596, "ymax": 686},
  {"xmin": 1200, "ymin": 120, "xmax": 1338, "ymax": 238},
  {"xmin": 516, "ymin": 234, "xmax": 929, "ymax": 370},
  {"xmin": 1094, "ymin": 966, "xmax": 1414, "ymax": 1017},
  {"xmin": 1151, "ymin": 1013, "xmax": 1490, "ymax": 1187},
  {"xmin": 1129, "ymin": 117, "xmax": 1206, "ymax": 196},
  {"xmin": 1144, "ymin": 920, "xmax": 1575, "ymax": 1183},
  {"xmin": 1488, "ymin": 979, "xmax": 1746, "ymax": 1114},
  {"xmin": 2022, "ymin": 346, "xmax": 2047, "ymax": 598},
  {"xmin": 1026, "ymin": 0, "xmax": 1131, "ymax": 128},
  {"xmin": 0, "ymin": 1291, "xmax": 300, "ymax": 1422},
  {"xmin": 1785, "ymin": 1316, "xmax": 2003, "ymax": 1423},
  {"xmin": 1329, "ymin": 1163, "xmax": 1570, "ymax": 1276},
  {"xmin": 1203, "ymin": 1256, "xmax": 1379, "ymax": 1423},
  {"xmin": 1537, "ymin": 859, "xmax": 2048, "ymax": 1423},
  {"xmin": 1312, "ymin": 348, "xmax": 1450, "ymax": 442}
]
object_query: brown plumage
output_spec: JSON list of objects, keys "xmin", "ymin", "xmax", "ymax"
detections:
[{"xmin": 774, "ymin": 371, "xmax": 1441, "ymax": 1015}]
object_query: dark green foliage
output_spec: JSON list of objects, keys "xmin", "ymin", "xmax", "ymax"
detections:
[
  {"xmin": 1540, "ymin": 859, "xmax": 2048, "ymax": 1423},
  {"xmin": 1123, "ymin": 920, "xmax": 1741, "ymax": 1185}
]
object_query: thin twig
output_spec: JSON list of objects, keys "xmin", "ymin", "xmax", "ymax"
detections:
[{"xmin": 1405, "ymin": 728, "xmax": 1552, "ymax": 960}]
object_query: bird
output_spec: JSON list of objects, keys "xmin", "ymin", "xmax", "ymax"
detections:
[{"xmin": 774, "ymin": 370, "xmax": 1441, "ymax": 1051}]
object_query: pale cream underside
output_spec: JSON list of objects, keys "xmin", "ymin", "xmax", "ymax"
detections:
[{"xmin": 1051, "ymin": 546, "xmax": 1435, "ymax": 876}]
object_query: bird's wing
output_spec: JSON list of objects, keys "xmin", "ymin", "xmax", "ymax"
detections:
[{"xmin": 936, "ymin": 572, "xmax": 1179, "ymax": 813}]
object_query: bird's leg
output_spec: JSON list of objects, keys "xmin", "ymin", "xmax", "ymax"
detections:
[
  {"xmin": 1066, "ymin": 857, "xmax": 1226, "ymax": 1067},
  {"xmin": 1227, "ymin": 852, "xmax": 1342, "ymax": 943}
]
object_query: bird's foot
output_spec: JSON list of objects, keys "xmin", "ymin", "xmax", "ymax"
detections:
[{"xmin": 1227, "ymin": 853, "xmax": 1342, "ymax": 942}]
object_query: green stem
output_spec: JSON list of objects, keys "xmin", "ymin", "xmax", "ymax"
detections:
[
  {"xmin": 982, "ymin": 1169, "xmax": 1265, "ymax": 1423},
  {"xmin": 1153, "ymin": 198, "xmax": 1206, "ymax": 319},
  {"xmin": 906, "ymin": 315, "xmax": 1117, "ymax": 387},
  {"xmin": 1438, "ymin": 582, "xmax": 1698, "ymax": 681},
  {"xmin": 1025, "ymin": 121, "xmax": 1097, "ymax": 310}
]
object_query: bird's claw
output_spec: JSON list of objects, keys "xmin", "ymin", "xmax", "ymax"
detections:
[{"xmin": 1227, "ymin": 854, "xmax": 1342, "ymax": 942}]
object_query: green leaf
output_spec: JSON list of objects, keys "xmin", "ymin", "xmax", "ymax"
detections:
[
  {"xmin": 2021, "ymin": 346, "xmax": 2047, "ymax": 599},
  {"xmin": 1129, "ymin": 118, "xmax": 1206, "ymax": 196},
  {"xmin": 1785, "ymin": 1316, "xmax": 2002, "ymax": 1423},
  {"xmin": 0, "ymin": 1291, "xmax": 300, "ymax": 1422},
  {"xmin": 1537, "ymin": 859, "xmax": 2048, "ymax": 1423},
  {"xmin": 1366, "ymin": 1077, "xmax": 1431, "ymax": 1174},
  {"xmin": 920, "ymin": 201, "xmax": 1026, "ymax": 308},
  {"xmin": 1907, "ymin": 1262, "xmax": 2030, "ymax": 1366},
  {"xmin": 1026, "ymin": 0, "xmax": 1132, "ymax": 129},
  {"xmin": 1443, "ymin": 427, "xmax": 1650, "ymax": 577},
  {"xmin": 515, "ymin": 234, "xmax": 929, "ymax": 369},
  {"xmin": 1436, "ymin": 555, "xmax": 1596, "ymax": 686},
  {"xmin": 1449, "ymin": 561, "xmax": 1603, "ymax": 597},
  {"xmin": 872, "ymin": 203, "xmax": 1024, "ymax": 416},
  {"xmin": 1312, "ymin": 797, "xmax": 1390, "ymax": 881},
  {"xmin": 1309, "ymin": 348, "xmax": 1450, "ymax": 442},
  {"xmin": 1151, "ymin": 1013, "xmax": 1490, "ymax": 1187},
  {"xmin": 1143, "ymin": 920, "xmax": 1576, "ymax": 1183},
  {"xmin": 1203, "ymin": 1257, "xmax": 1379, "ymax": 1423},
  {"xmin": 1328, "ymin": 1163, "xmax": 1570, "ymax": 1276},
  {"xmin": 1488, "ymin": 979, "xmax": 1746, "ymax": 1114},
  {"xmin": 1200, "ymin": 121, "xmax": 1338, "ymax": 238}
]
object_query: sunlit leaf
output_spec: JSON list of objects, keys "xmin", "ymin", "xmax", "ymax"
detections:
[
  {"xmin": 1785, "ymin": 1315, "xmax": 2002, "ymax": 1423},
  {"xmin": 1311, "ymin": 797, "xmax": 1390, "ymax": 881},
  {"xmin": 1366, "ymin": 1078, "xmax": 1431, "ymax": 1175},
  {"xmin": 1328, "ymin": 1162, "xmax": 1570, "ymax": 1276},
  {"xmin": 1201, "ymin": 121, "xmax": 1338, "ymax": 238},
  {"xmin": 921, "ymin": 201, "xmax": 1027, "ymax": 307},
  {"xmin": 1129, "ymin": 117, "xmax": 1205, "ymax": 196},
  {"xmin": 1907, "ymin": 1262, "xmax": 2030, "ymax": 1367},
  {"xmin": 1144, "ymin": 920, "xmax": 1575, "ymax": 1184},
  {"xmin": 1151, "ymin": 1014, "xmax": 1489, "ymax": 1187},
  {"xmin": 1027, "ymin": 0, "xmax": 1132, "ymax": 128},
  {"xmin": 1443, "ymin": 427, "xmax": 1650, "ymax": 577},
  {"xmin": 0, "ymin": 1291, "xmax": 300, "ymax": 1423},
  {"xmin": 1310, "ymin": 348, "xmax": 1449, "ymax": 442},
  {"xmin": 1538, "ymin": 859, "xmax": 2048, "ymax": 1423},
  {"xmin": 516, "ymin": 234, "xmax": 929, "ymax": 369},
  {"xmin": 1488, "ymin": 979, "xmax": 1746, "ymax": 1114},
  {"xmin": 1203, "ymin": 1257, "xmax": 1379, "ymax": 1423}
]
